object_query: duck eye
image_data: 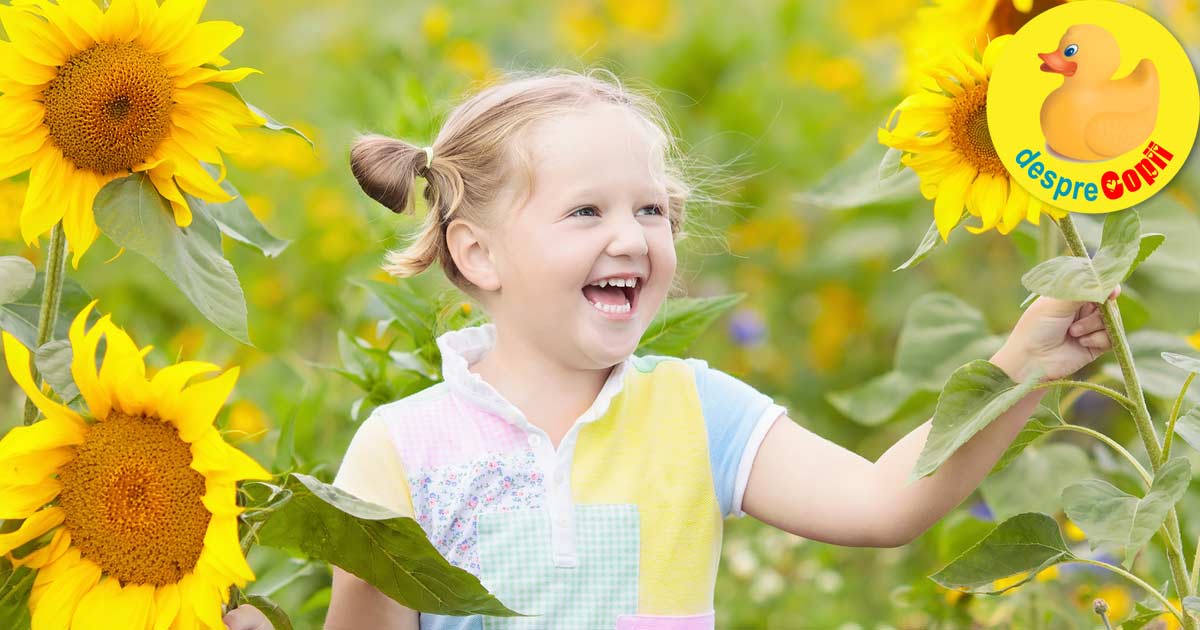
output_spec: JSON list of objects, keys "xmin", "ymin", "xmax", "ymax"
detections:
[{"xmin": 1064, "ymin": 44, "xmax": 1078, "ymax": 57}]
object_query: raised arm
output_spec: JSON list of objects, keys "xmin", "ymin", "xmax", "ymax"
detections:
[{"xmin": 740, "ymin": 346, "xmax": 1044, "ymax": 548}]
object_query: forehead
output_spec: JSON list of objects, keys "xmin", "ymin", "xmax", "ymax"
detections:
[{"xmin": 523, "ymin": 103, "xmax": 667, "ymax": 195}]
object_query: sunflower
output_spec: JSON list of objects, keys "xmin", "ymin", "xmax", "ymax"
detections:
[
  {"xmin": 0, "ymin": 0, "xmax": 265, "ymax": 268},
  {"xmin": 0, "ymin": 300, "xmax": 271, "ymax": 629},
  {"xmin": 877, "ymin": 34, "xmax": 1067, "ymax": 241}
]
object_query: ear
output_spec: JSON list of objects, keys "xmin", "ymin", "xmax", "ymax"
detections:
[{"xmin": 446, "ymin": 219, "xmax": 502, "ymax": 292}]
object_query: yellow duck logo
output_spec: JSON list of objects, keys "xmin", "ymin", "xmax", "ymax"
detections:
[{"xmin": 1038, "ymin": 24, "xmax": 1159, "ymax": 162}]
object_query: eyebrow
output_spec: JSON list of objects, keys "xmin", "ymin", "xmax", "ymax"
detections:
[{"xmin": 564, "ymin": 186, "xmax": 669, "ymax": 202}]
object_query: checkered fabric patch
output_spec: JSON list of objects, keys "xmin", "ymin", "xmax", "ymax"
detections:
[{"xmin": 478, "ymin": 504, "xmax": 640, "ymax": 629}]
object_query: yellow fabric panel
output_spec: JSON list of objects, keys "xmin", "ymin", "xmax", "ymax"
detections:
[
  {"xmin": 572, "ymin": 358, "xmax": 722, "ymax": 615},
  {"xmin": 331, "ymin": 411, "xmax": 417, "ymax": 519}
]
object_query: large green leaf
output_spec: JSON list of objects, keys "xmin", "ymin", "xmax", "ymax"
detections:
[
  {"xmin": 981, "ymin": 442, "xmax": 1091, "ymax": 522},
  {"xmin": 990, "ymin": 419, "xmax": 1057, "ymax": 475},
  {"xmin": 0, "ymin": 272, "xmax": 93, "ymax": 350},
  {"xmin": 793, "ymin": 135, "xmax": 920, "ymax": 211},
  {"xmin": 1126, "ymin": 233, "xmax": 1166, "ymax": 281},
  {"xmin": 1105, "ymin": 332, "xmax": 1200, "ymax": 405},
  {"xmin": 894, "ymin": 219, "xmax": 943, "ymax": 272},
  {"xmin": 929, "ymin": 512, "xmax": 1075, "ymax": 594},
  {"xmin": 189, "ymin": 164, "xmax": 290, "ymax": 257},
  {"xmin": 910, "ymin": 360, "xmax": 1043, "ymax": 483},
  {"xmin": 894, "ymin": 293, "xmax": 1004, "ymax": 389},
  {"xmin": 826, "ymin": 371, "xmax": 923, "ymax": 427},
  {"xmin": 1021, "ymin": 210, "xmax": 1141, "ymax": 302},
  {"xmin": 207, "ymin": 77, "xmax": 314, "ymax": 147},
  {"xmin": 1062, "ymin": 457, "xmax": 1192, "ymax": 569},
  {"xmin": 93, "ymin": 173, "xmax": 251, "ymax": 345},
  {"xmin": 637, "ymin": 294, "xmax": 744, "ymax": 356},
  {"xmin": 0, "ymin": 257, "xmax": 34, "ymax": 305},
  {"xmin": 1173, "ymin": 406, "xmax": 1200, "ymax": 454},
  {"xmin": 251, "ymin": 474, "xmax": 524, "ymax": 617},
  {"xmin": 1162, "ymin": 352, "xmax": 1200, "ymax": 374}
]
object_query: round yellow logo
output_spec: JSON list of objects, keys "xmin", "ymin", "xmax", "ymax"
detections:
[{"xmin": 987, "ymin": 0, "xmax": 1199, "ymax": 213}]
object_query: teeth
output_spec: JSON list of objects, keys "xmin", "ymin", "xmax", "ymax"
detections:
[
  {"xmin": 589, "ymin": 277, "xmax": 638, "ymax": 288},
  {"xmin": 588, "ymin": 299, "xmax": 631, "ymax": 314}
]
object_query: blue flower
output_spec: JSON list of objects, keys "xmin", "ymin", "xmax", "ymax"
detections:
[
  {"xmin": 968, "ymin": 499, "xmax": 993, "ymax": 521},
  {"xmin": 729, "ymin": 308, "xmax": 766, "ymax": 346}
]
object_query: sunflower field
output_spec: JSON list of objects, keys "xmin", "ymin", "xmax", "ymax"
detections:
[{"xmin": 3, "ymin": 0, "xmax": 1200, "ymax": 628}]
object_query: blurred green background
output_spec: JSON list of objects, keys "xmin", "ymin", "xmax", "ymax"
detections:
[{"xmin": 4, "ymin": 0, "xmax": 1200, "ymax": 627}]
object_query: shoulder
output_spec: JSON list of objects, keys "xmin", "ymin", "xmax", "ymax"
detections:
[{"xmin": 365, "ymin": 382, "xmax": 452, "ymax": 429}]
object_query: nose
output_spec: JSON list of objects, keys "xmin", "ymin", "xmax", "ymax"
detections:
[{"xmin": 605, "ymin": 212, "xmax": 649, "ymax": 258}]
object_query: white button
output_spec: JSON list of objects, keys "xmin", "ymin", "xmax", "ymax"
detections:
[{"xmin": 528, "ymin": 434, "xmax": 541, "ymax": 447}]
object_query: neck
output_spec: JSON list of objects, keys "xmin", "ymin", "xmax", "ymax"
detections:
[{"xmin": 468, "ymin": 325, "xmax": 616, "ymax": 435}]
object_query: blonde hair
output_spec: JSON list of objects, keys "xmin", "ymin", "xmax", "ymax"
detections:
[{"xmin": 350, "ymin": 67, "xmax": 731, "ymax": 301}]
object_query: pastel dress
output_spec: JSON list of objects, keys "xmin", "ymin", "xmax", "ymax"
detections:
[{"xmin": 332, "ymin": 322, "xmax": 787, "ymax": 630}]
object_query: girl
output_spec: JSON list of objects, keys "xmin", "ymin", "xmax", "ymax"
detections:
[{"xmin": 312, "ymin": 68, "xmax": 1115, "ymax": 629}]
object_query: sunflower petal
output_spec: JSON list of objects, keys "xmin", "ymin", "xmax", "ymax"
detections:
[
  {"xmin": 0, "ymin": 446, "xmax": 74, "ymax": 487},
  {"xmin": 149, "ymin": 360, "xmax": 221, "ymax": 406},
  {"xmin": 178, "ymin": 570, "xmax": 225, "ymax": 630},
  {"xmin": 11, "ymin": 525, "xmax": 70, "ymax": 569},
  {"xmin": 19, "ymin": 144, "xmax": 69, "ymax": 246},
  {"xmin": 200, "ymin": 514, "xmax": 255, "ymax": 587},
  {"xmin": 0, "ymin": 5, "xmax": 73, "ymax": 67},
  {"xmin": 122, "ymin": 583, "xmax": 156, "ymax": 630},
  {"xmin": 97, "ymin": 321, "xmax": 152, "ymax": 415},
  {"xmin": 152, "ymin": 582, "xmax": 180, "ymax": 630},
  {"xmin": 933, "ymin": 167, "xmax": 975, "ymax": 242},
  {"xmin": 191, "ymin": 429, "xmax": 271, "ymax": 482},
  {"xmin": 0, "ymin": 97, "xmax": 45, "ymax": 137},
  {"xmin": 0, "ymin": 477, "xmax": 61, "ymax": 519},
  {"xmin": 162, "ymin": 20, "xmax": 243, "ymax": 72},
  {"xmin": 169, "ymin": 367, "xmax": 239, "ymax": 443},
  {"xmin": 2, "ymin": 332, "xmax": 86, "ymax": 429},
  {"xmin": 69, "ymin": 575, "xmax": 122, "ymax": 630},
  {"xmin": 69, "ymin": 301, "xmax": 113, "ymax": 419},
  {"xmin": 999, "ymin": 179, "xmax": 1028, "ymax": 234},
  {"xmin": 98, "ymin": 0, "xmax": 140, "ymax": 42},
  {"xmin": 174, "ymin": 65, "xmax": 261, "ymax": 89},
  {"xmin": 60, "ymin": 168, "xmax": 104, "ymax": 270},
  {"xmin": 0, "ymin": 506, "xmax": 63, "ymax": 555}
]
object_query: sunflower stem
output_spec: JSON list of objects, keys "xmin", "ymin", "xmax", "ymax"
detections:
[
  {"xmin": 1039, "ymin": 218, "xmax": 1056, "ymax": 261},
  {"xmin": 1056, "ymin": 213, "xmax": 1195, "ymax": 629},
  {"xmin": 22, "ymin": 222, "xmax": 68, "ymax": 427}
]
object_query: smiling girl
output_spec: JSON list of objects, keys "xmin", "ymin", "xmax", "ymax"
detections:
[{"xmin": 308, "ymin": 68, "xmax": 1116, "ymax": 630}]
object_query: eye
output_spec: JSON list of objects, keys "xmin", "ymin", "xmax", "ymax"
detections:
[
  {"xmin": 639, "ymin": 204, "xmax": 665, "ymax": 216},
  {"xmin": 1064, "ymin": 44, "xmax": 1078, "ymax": 57},
  {"xmin": 570, "ymin": 206, "xmax": 599, "ymax": 217}
]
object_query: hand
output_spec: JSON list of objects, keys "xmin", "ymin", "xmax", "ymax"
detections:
[
  {"xmin": 993, "ymin": 286, "xmax": 1121, "ymax": 382},
  {"xmin": 223, "ymin": 604, "xmax": 274, "ymax": 630}
]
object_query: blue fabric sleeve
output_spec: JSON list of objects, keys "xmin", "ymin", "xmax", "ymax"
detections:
[{"xmin": 684, "ymin": 358, "xmax": 786, "ymax": 519}]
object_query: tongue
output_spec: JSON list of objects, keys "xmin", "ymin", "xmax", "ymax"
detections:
[{"xmin": 582, "ymin": 285, "xmax": 627, "ymax": 306}]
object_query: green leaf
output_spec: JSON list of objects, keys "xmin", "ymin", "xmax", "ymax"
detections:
[
  {"xmin": 929, "ymin": 512, "xmax": 1075, "ymax": 594},
  {"xmin": 1173, "ymin": 406, "xmax": 1200, "ymax": 454},
  {"xmin": 637, "ymin": 294, "xmax": 744, "ymax": 356},
  {"xmin": 34, "ymin": 339, "xmax": 79, "ymax": 404},
  {"xmin": 792, "ymin": 133, "xmax": 920, "ymax": 211},
  {"xmin": 1183, "ymin": 596, "xmax": 1200, "ymax": 616},
  {"xmin": 243, "ymin": 595, "xmax": 293, "ymax": 630},
  {"xmin": 1162, "ymin": 352, "xmax": 1200, "ymax": 374},
  {"xmin": 894, "ymin": 293, "xmax": 1005, "ymax": 389},
  {"xmin": 207, "ymin": 78, "xmax": 314, "ymax": 147},
  {"xmin": 894, "ymin": 220, "xmax": 943, "ymax": 272},
  {"xmin": 910, "ymin": 360, "xmax": 1044, "ymax": 483},
  {"xmin": 1062, "ymin": 457, "xmax": 1192, "ymax": 570},
  {"xmin": 0, "ymin": 257, "xmax": 34, "ymax": 305},
  {"xmin": 1105, "ymin": 332, "xmax": 1200, "ymax": 404},
  {"xmin": 1126, "ymin": 233, "xmax": 1165, "ymax": 281},
  {"xmin": 982, "ymin": 442, "xmax": 1091, "ymax": 522},
  {"xmin": 1020, "ymin": 210, "xmax": 1141, "ymax": 302},
  {"xmin": 0, "ymin": 561, "xmax": 34, "ymax": 630},
  {"xmin": 990, "ymin": 419, "xmax": 1056, "ymax": 475},
  {"xmin": 190, "ymin": 164, "xmax": 290, "ymax": 257},
  {"xmin": 826, "ymin": 370, "xmax": 922, "ymax": 426},
  {"xmin": 351, "ymin": 279, "xmax": 437, "ymax": 352},
  {"xmin": 0, "ymin": 273, "xmax": 93, "ymax": 350},
  {"xmin": 252, "ymin": 473, "xmax": 524, "ymax": 617},
  {"xmin": 93, "ymin": 173, "xmax": 251, "ymax": 345}
]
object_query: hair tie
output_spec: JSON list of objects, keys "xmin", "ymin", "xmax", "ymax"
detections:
[{"xmin": 420, "ymin": 146, "xmax": 434, "ymax": 175}]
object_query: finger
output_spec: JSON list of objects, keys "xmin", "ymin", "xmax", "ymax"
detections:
[
  {"xmin": 1069, "ymin": 311, "xmax": 1104, "ymax": 336},
  {"xmin": 222, "ymin": 606, "xmax": 266, "ymax": 630},
  {"xmin": 1079, "ymin": 329, "xmax": 1112, "ymax": 350},
  {"xmin": 1107, "ymin": 285, "xmax": 1122, "ymax": 301}
]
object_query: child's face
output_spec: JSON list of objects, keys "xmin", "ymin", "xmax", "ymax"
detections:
[{"xmin": 490, "ymin": 102, "xmax": 676, "ymax": 368}]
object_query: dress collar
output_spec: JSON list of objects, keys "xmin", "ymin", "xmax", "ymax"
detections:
[{"xmin": 435, "ymin": 322, "xmax": 632, "ymax": 429}]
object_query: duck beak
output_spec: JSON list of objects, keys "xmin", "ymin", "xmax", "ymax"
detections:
[{"xmin": 1038, "ymin": 51, "xmax": 1077, "ymax": 76}]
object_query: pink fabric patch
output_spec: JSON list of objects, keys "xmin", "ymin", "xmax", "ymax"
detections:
[
  {"xmin": 616, "ymin": 611, "xmax": 716, "ymax": 630},
  {"xmin": 387, "ymin": 388, "xmax": 528, "ymax": 469}
]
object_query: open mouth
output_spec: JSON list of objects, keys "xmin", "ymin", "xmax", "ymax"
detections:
[{"xmin": 581, "ymin": 278, "xmax": 641, "ymax": 318}]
